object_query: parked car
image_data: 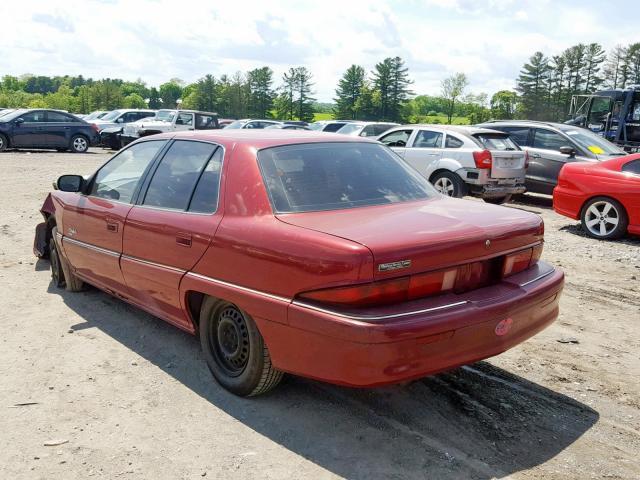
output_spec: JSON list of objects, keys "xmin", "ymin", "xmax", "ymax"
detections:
[
  {"xmin": 0, "ymin": 108, "xmax": 16, "ymax": 118},
  {"xmin": 224, "ymin": 119, "xmax": 281, "ymax": 129},
  {"xmin": 83, "ymin": 110, "xmax": 109, "ymax": 121},
  {"xmin": 378, "ymin": 125, "xmax": 527, "ymax": 203},
  {"xmin": 218, "ymin": 119, "xmax": 235, "ymax": 128},
  {"xmin": 0, "ymin": 109, "xmax": 99, "ymax": 153},
  {"xmin": 34, "ymin": 130, "xmax": 563, "ymax": 396},
  {"xmin": 477, "ymin": 120, "xmax": 627, "ymax": 195},
  {"xmin": 308, "ymin": 120, "xmax": 351, "ymax": 132},
  {"xmin": 553, "ymin": 154, "xmax": 640, "ymax": 239},
  {"xmin": 120, "ymin": 110, "xmax": 218, "ymax": 147},
  {"xmin": 336, "ymin": 122, "xmax": 399, "ymax": 137},
  {"xmin": 90, "ymin": 109, "xmax": 156, "ymax": 132},
  {"xmin": 265, "ymin": 123, "xmax": 310, "ymax": 130}
]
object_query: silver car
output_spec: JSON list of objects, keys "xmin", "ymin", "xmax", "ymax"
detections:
[
  {"xmin": 378, "ymin": 125, "xmax": 527, "ymax": 203},
  {"xmin": 477, "ymin": 120, "xmax": 627, "ymax": 195},
  {"xmin": 336, "ymin": 122, "xmax": 399, "ymax": 137}
]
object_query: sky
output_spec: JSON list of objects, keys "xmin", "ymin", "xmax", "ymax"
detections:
[{"xmin": 2, "ymin": 0, "xmax": 639, "ymax": 102}]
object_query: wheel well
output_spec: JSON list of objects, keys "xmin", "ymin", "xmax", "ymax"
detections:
[
  {"xmin": 0, "ymin": 132, "xmax": 9, "ymax": 146},
  {"xmin": 429, "ymin": 168, "xmax": 454, "ymax": 182},
  {"xmin": 185, "ymin": 291, "xmax": 224, "ymax": 332},
  {"xmin": 579, "ymin": 195, "xmax": 628, "ymax": 220}
]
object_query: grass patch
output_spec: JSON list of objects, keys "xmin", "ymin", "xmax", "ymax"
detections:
[{"xmin": 313, "ymin": 112, "xmax": 334, "ymax": 121}]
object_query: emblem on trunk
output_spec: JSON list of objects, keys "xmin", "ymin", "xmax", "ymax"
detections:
[{"xmin": 378, "ymin": 260, "xmax": 411, "ymax": 272}]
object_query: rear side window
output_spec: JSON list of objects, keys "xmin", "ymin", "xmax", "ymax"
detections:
[
  {"xmin": 622, "ymin": 159, "xmax": 640, "ymax": 175},
  {"xmin": 143, "ymin": 140, "xmax": 217, "ymax": 210},
  {"xmin": 90, "ymin": 140, "xmax": 166, "ymax": 203},
  {"xmin": 175, "ymin": 113, "xmax": 193, "ymax": 126},
  {"xmin": 499, "ymin": 126, "xmax": 530, "ymax": 146},
  {"xmin": 413, "ymin": 130, "xmax": 443, "ymax": 148},
  {"xmin": 532, "ymin": 129, "xmax": 569, "ymax": 151},
  {"xmin": 196, "ymin": 114, "xmax": 217, "ymax": 130},
  {"xmin": 258, "ymin": 142, "xmax": 432, "ymax": 213},
  {"xmin": 47, "ymin": 111, "xmax": 74, "ymax": 122},
  {"xmin": 188, "ymin": 147, "xmax": 224, "ymax": 213},
  {"xmin": 474, "ymin": 134, "xmax": 519, "ymax": 151},
  {"xmin": 445, "ymin": 135, "xmax": 464, "ymax": 148},
  {"xmin": 20, "ymin": 111, "xmax": 46, "ymax": 122}
]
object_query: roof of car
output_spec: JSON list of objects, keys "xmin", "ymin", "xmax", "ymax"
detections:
[
  {"xmin": 389, "ymin": 124, "xmax": 506, "ymax": 136},
  {"xmin": 148, "ymin": 129, "xmax": 379, "ymax": 150},
  {"xmin": 478, "ymin": 120, "xmax": 570, "ymax": 129}
]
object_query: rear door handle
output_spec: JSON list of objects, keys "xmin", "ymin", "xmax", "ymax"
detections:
[
  {"xmin": 105, "ymin": 217, "xmax": 119, "ymax": 232},
  {"xmin": 176, "ymin": 233, "xmax": 192, "ymax": 247}
]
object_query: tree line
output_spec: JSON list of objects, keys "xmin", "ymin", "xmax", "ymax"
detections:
[{"xmin": 515, "ymin": 42, "xmax": 640, "ymax": 121}]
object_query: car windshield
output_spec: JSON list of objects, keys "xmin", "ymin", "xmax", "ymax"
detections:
[
  {"xmin": 307, "ymin": 122, "xmax": 326, "ymax": 131},
  {"xmin": 224, "ymin": 120, "xmax": 246, "ymax": 129},
  {"xmin": 84, "ymin": 111, "xmax": 105, "ymax": 120},
  {"xmin": 336, "ymin": 123, "xmax": 364, "ymax": 135},
  {"xmin": 474, "ymin": 133, "xmax": 519, "ymax": 151},
  {"xmin": 100, "ymin": 110, "xmax": 122, "ymax": 121},
  {"xmin": 0, "ymin": 109, "xmax": 16, "ymax": 118},
  {"xmin": 560, "ymin": 128, "xmax": 625, "ymax": 155},
  {"xmin": 258, "ymin": 142, "xmax": 434, "ymax": 213},
  {"xmin": 156, "ymin": 110, "xmax": 175, "ymax": 122}
]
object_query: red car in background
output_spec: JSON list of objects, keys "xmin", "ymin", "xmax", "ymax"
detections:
[
  {"xmin": 553, "ymin": 154, "xmax": 640, "ymax": 240},
  {"xmin": 34, "ymin": 130, "xmax": 564, "ymax": 396}
]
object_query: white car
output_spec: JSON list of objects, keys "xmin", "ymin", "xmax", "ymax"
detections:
[
  {"xmin": 335, "ymin": 121, "xmax": 399, "ymax": 137},
  {"xmin": 224, "ymin": 119, "xmax": 282, "ymax": 129},
  {"xmin": 121, "ymin": 110, "xmax": 218, "ymax": 146},
  {"xmin": 378, "ymin": 125, "xmax": 527, "ymax": 204}
]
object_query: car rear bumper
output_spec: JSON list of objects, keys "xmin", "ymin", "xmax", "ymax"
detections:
[
  {"xmin": 552, "ymin": 187, "xmax": 582, "ymax": 220},
  {"xmin": 258, "ymin": 261, "xmax": 563, "ymax": 387}
]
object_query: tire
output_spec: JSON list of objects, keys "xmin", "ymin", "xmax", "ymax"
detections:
[
  {"xmin": 200, "ymin": 298, "xmax": 283, "ymax": 396},
  {"xmin": 70, "ymin": 135, "xmax": 89, "ymax": 153},
  {"xmin": 50, "ymin": 227, "xmax": 84, "ymax": 291},
  {"xmin": 0, "ymin": 133, "xmax": 8, "ymax": 152},
  {"xmin": 580, "ymin": 196, "xmax": 628, "ymax": 240},
  {"xmin": 431, "ymin": 171, "xmax": 467, "ymax": 198},
  {"xmin": 483, "ymin": 195, "xmax": 512, "ymax": 205}
]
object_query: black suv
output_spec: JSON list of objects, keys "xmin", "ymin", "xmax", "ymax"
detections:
[{"xmin": 0, "ymin": 109, "xmax": 99, "ymax": 153}]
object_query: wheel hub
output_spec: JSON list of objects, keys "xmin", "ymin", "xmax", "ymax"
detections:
[{"xmin": 210, "ymin": 306, "xmax": 250, "ymax": 376}]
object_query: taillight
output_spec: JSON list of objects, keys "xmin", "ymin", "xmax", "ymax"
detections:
[
  {"xmin": 473, "ymin": 149, "xmax": 492, "ymax": 169},
  {"xmin": 502, "ymin": 243, "xmax": 543, "ymax": 277},
  {"xmin": 298, "ymin": 277, "xmax": 409, "ymax": 308}
]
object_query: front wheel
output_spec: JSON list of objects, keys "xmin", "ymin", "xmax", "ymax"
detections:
[
  {"xmin": 0, "ymin": 133, "xmax": 8, "ymax": 152},
  {"xmin": 70, "ymin": 135, "xmax": 89, "ymax": 153},
  {"xmin": 483, "ymin": 195, "xmax": 512, "ymax": 205},
  {"xmin": 49, "ymin": 227, "xmax": 84, "ymax": 291},
  {"xmin": 200, "ymin": 299, "xmax": 283, "ymax": 396},
  {"xmin": 580, "ymin": 197, "xmax": 628, "ymax": 240},
  {"xmin": 431, "ymin": 171, "xmax": 467, "ymax": 198}
]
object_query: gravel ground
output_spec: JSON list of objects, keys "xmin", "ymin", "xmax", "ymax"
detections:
[{"xmin": 1, "ymin": 148, "xmax": 639, "ymax": 480}]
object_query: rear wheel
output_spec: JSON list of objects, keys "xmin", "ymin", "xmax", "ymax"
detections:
[
  {"xmin": 580, "ymin": 197, "xmax": 628, "ymax": 240},
  {"xmin": 483, "ymin": 195, "xmax": 512, "ymax": 205},
  {"xmin": 200, "ymin": 298, "xmax": 283, "ymax": 396},
  {"xmin": 70, "ymin": 135, "xmax": 89, "ymax": 153},
  {"xmin": 431, "ymin": 171, "xmax": 467, "ymax": 198},
  {"xmin": 0, "ymin": 133, "xmax": 8, "ymax": 152}
]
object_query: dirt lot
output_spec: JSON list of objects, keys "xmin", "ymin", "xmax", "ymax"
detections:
[{"xmin": 1, "ymin": 148, "xmax": 639, "ymax": 480}]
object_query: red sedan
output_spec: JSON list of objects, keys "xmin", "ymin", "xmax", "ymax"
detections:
[
  {"xmin": 34, "ymin": 131, "xmax": 564, "ymax": 396},
  {"xmin": 553, "ymin": 154, "xmax": 640, "ymax": 240}
]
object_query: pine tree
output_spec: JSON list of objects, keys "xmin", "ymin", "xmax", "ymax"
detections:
[
  {"xmin": 516, "ymin": 52, "xmax": 550, "ymax": 120},
  {"xmin": 247, "ymin": 67, "xmax": 275, "ymax": 118},
  {"xmin": 625, "ymin": 43, "xmax": 640, "ymax": 86},
  {"xmin": 603, "ymin": 45, "xmax": 627, "ymax": 89},
  {"xmin": 334, "ymin": 65, "xmax": 366, "ymax": 119},
  {"xmin": 582, "ymin": 43, "xmax": 605, "ymax": 93},
  {"xmin": 292, "ymin": 67, "xmax": 315, "ymax": 122},
  {"xmin": 372, "ymin": 58, "xmax": 393, "ymax": 120},
  {"xmin": 388, "ymin": 57, "xmax": 413, "ymax": 122}
]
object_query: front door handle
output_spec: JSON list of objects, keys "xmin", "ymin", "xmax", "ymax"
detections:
[
  {"xmin": 176, "ymin": 233, "xmax": 192, "ymax": 247},
  {"xmin": 105, "ymin": 217, "xmax": 119, "ymax": 232},
  {"xmin": 530, "ymin": 153, "xmax": 541, "ymax": 158}
]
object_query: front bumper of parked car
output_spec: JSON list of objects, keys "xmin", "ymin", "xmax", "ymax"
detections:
[{"xmin": 256, "ymin": 261, "xmax": 563, "ymax": 387}]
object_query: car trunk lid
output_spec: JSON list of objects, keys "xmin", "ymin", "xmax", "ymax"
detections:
[{"xmin": 473, "ymin": 132, "xmax": 527, "ymax": 180}]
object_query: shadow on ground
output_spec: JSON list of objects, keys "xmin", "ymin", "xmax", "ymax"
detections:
[{"xmin": 52, "ymin": 284, "xmax": 598, "ymax": 480}]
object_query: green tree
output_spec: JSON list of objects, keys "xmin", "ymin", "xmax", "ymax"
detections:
[
  {"xmin": 159, "ymin": 81, "xmax": 183, "ymax": 108},
  {"xmin": 625, "ymin": 43, "xmax": 640, "ymax": 86},
  {"xmin": 247, "ymin": 67, "xmax": 275, "ymax": 118},
  {"xmin": 490, "ymin": 91, "xmax": 519, "ymax": 119},
  {"xmin": 441, "ymin": 72, "xmax": 468, "ymax": 124},
  {"xmin": 582, "ymin": 43, "xmax": 606, "ymax": 93},
  {"xmin": 603, "ymin": 45, "xmax": 627, "ymax": 89},
  {"xmin": 372, "ymin": 58, "xmax": 393, "ymax": 120},
  {"xmin": 334, "ymin": 65, "xmax": 366, "ymax": 119},
  {"xmin": 292, "ymin": 67, "xmax": 315, "ymax": 122},
  {"xmin": 148, "ymin": 87, "xmax": 162, "ymax": 109},
  {"xmin": 123, "ymin": 93, "xmax": 147, "ymax": 108},
  {"xmin": 516, "ymin": 52, "xmax": 550, "ymax": 120},
  {"xmin": 387, "ymin": 57, "xmax": 413, "ymax": 122}
]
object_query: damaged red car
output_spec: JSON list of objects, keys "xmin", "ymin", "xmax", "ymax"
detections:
[{"xmin": 34, "ymin": 130, "xmax": 564, "ymax": 396}]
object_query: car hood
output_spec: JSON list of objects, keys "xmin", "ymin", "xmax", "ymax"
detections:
[{"xmin": 276, "ymin": 196, "xmax": 543, "ymax": 280}]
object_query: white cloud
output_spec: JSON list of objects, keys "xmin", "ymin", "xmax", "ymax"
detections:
[{"xmin": 0, "ymin": 0, "xmax": 638, "ymax": 101}]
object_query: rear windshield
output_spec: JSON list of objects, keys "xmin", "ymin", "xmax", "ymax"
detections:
[
  {"xmin": 473, "ymin": 133, "xmax": 519, "ymax": 151},
  {"xmin": 336, "ymin": 123, "xmax": 364, "ymax": 135},
  {"xmin": 258, "ymin": 142, "xmax": 433, "ymax": 213}
]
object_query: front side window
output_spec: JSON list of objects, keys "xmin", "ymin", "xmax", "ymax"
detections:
[
  {"xmin": 196, "ymin": 114, "xmax": 216, "ymax": 129},
  {"xmin": 176, "ymin": 113, "xmax": 194, "ymax": 126},
  {"xmin": 622, "ymin": 159, "xmax": 640, "ymax": 175},
  {"xmin": 143, "ymin": 140, "xmax": 217, "ymax": 210},
  {"xmin": 413, "ymin": 130, "xmax": 443, "ymax": 148},
  {"xmin": 532, "ymin": 129, "xmax": 570, "ymax": 151},
  {"xmin": 379, "ymin": 129, "xmax": 413, "ymax": 147},
  {"xmin": 258, "ymin": 142, "xmax": 433, "ymax": 213},
  {"xmin": 90, "ymin": 140, "xmax": 166, "ymax": 202},
  {"xmin": 20, "ymin": 111, "xmax": 46, "ymax": 122}
]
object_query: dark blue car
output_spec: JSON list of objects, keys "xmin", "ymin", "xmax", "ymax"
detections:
[{"xmin": 0, "ymin": 109, "xmax": 100, "ymax": 153}]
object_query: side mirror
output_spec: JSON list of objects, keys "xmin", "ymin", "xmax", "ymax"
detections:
[
  {"xmin": 55, "ymin": 175, "xmax": 84, "ymax": 192},
  {"xmin": 14, "ymin": 118, "xmax": 24, "ymax": 126},
  {"xmin": 116, "ymin": 117, "xmax": 124, "ymax": 123},
  {"xmin": 559, "ymin": 146, "xmax": 576, "ymax": 157}
]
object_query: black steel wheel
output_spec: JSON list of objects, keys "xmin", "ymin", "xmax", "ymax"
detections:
[{"xmin": 200, "ymin": 299, "xmax": 283, "ymax": 396}]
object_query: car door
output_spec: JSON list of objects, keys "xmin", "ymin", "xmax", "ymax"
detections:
[
  {"xmin": 121, "ymin": 140, "xmax": 224, "ymax": 329},
  {"xmin": 12, "ymin": 110, "xmax": 47, "ymax": 147},
  {"xmin": 402, "ymin": 129, "xmax": 444, "ymax": 178},
  {"xmin": 378, "ymin": 129, "xmax": 414, "ymax": 158},
  {"xmin": 60, "ymin": 140, "xmax": 167, "ymax": 294},
  {"xmin": 175, "ymin": 112, "xmax": 195, "ymax": 131},
  {"xmin": 44, "ymin": 111, "xmax": 77, "ymax": 147},
  {"xmin": 195, "ymin": 113, "xmax": 217, "ymax": 130},
  {"xmin": 527, "ymin": 128, "xmax": 578, "ymax": 194}
]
